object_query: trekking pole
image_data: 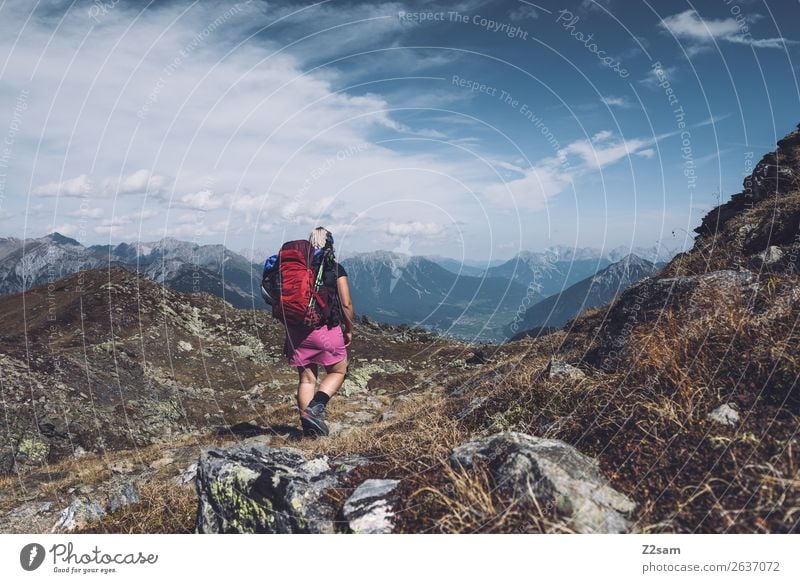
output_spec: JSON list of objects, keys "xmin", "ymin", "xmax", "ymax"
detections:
[{"xmin": 306, "ymin": 249, "xmax": 328, "ymax": 318}]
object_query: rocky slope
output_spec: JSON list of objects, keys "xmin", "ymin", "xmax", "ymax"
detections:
[{"xmin": 0, "ymin": 266, "xmax": 465, "ymax": 533}]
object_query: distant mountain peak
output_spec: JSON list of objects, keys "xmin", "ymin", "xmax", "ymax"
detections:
[
  {"xmin": 345, "ymin": 249, "xmax": 412, "ymax": 262},
  {"xmin": 611, "ymin": 253, "xmax": 648, "ymax": 266},
  {"xmin": 43, "ymin": 232, "xmax": 82, "ymax": 246}
]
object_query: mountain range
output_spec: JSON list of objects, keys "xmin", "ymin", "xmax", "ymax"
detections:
[
  {"xmin": 479, "ymin": 244, "xmax": 676, "ymax": 297},
  {"xmin": 0, "ymin": 234, "xmax": 677, "ymax": 342},
  {"xmin": 341, "ymin": 251, "xmax": 533, "ymax": 341},
  {"xmin": 0, "ymin": 233, "xmax": 262, "ymax": 309},
  {"xmin": 506, "ymin": 253, "xmax": 661, "ymax": 339}
]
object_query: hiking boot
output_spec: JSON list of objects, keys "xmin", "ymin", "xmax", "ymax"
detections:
[{"xmin": 300, "ymin": 402, "xmax": 329, "ymax": 437}]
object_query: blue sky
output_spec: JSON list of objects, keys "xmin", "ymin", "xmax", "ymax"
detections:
[{"xmin": 0, "ymin": 0, "xmax": 798, "ymax": 261}]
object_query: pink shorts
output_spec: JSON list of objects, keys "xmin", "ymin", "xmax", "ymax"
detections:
[{"xmin": 284, "ymin": 324, "xmax": 348, "ymax": 367}]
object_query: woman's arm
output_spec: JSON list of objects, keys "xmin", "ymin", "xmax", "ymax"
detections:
[{"xmin": 337, "ymin": 275, "xmax": 355, "ymax": 346}]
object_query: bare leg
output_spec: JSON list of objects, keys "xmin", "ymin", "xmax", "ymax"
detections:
[
  {"xmin": 296, "ymin": 364, "xmax": 318, "ymax": 410},
  {"xmin": 318, "ymin": 358, "xmax": 348, "ymax": 398}
]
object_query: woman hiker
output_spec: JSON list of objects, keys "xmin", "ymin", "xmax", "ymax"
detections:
[{"xmin": 282, "ymin": 227, "xmax": 354, "ymax": 437}]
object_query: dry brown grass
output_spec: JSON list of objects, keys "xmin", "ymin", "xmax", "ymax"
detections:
[
  {"xmin": 308, "ymin": 394, "xmax": 463, "ymax": 467},
  {"xmin": 77, "ymin": 480, "xmax": 197, "ymax": 534},
  {"xmin": 407, "ymin": 461, "xmax": 572, "ymax": 533},
  {"xmin": 0, "ymin": 431, "xmax": 240, "ymax": 533},
  {"xmin": 448, "ymin": 270, "xmax": 800, "ymax": 532},
  {"xmin": 625, "ymin": 275, "xmax": 799, "ymax": 413}
]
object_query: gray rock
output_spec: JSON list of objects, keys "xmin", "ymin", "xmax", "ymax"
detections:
[
  {"xmin": 327, "ymin": 421, "xmax": 349, "ymax": 436},
  {"xmin": 195, "ymin": 442, "xmax": 343, "ymax": 533},
  {"xmin": 9, "ymin": 501, "xmax": 53, "ymax": 520},
  {"xmin": 379, "ymin": 411, "xmax": 399, "ymax": 422},
  {"xmin": 708, "ymin": 403, "xmax": 740, "ymax": 427},
  {"xmin": 361, "ymin": 314, "xmax": 379, "ymax": 328},
  {"xmin": 149, "ymin": 455, "xmax": 174, "ymax": 469},
  {"xmin": 451, "ymin": 432, "xmax": 635, "ymax": 533},
  {"xmin": 52, "ymin": 499, "xmax": 106, "ymax": 533},
  {"xmin": 341, "ymin": 479, "xmax": 400, "ymax": 534},
  {"xmin": 364, "ymin": 396, "xmax": 384, "ymax": 409},
  {"xmin": 344, "ymin": 410, "xmax": 376, "ymax": 424},
  {"xmin": 51, "ymin": 480, "xmax": 140, "ymax": 532},
  {"xmin": 762, "ymin": 245, "xmax": 784, "ymax": 265},
  {"xmin": 748, "ymin": 246, "xmax": 784, "ymax": 270},
  {"xmin": 107, "ymin": 482, "xmax": 140, "ymax": 513},
  {"xmin": 546, "ymin": 359, "xmax": 585, "ymax": 380},
  {"xmin": 341, "ymin": 362, "xmax": 405, "ymax": 397},
  {"xmin": 173, "ymin": 463, "xmax": 198, "ymax": 486}
]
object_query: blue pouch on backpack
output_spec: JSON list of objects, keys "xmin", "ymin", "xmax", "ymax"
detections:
[{"xmin": 261, "ymin": 253, "xmax": 279, "ymax": 305}]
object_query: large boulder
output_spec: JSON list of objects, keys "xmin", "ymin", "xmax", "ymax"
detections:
[
  {"xmin": 340, "ymin": 479, "xmax": 400, "ymax": 534},
  {"xmin": 450, "ymin": 432, "xmax": 635, "ymax": 533},
  {"xmin": 196, "ymin": 442, "xmax": 354, "ymax": 533}
]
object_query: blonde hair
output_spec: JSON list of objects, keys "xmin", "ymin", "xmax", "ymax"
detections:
[{"xmin": 309, "ymin": 226, "xmax": 330, "ymax": 249}]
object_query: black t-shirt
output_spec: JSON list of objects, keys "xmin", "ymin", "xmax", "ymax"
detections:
[
  {"xmin": 313, "ymin": 255, "xmax": 347, "ymax": 327},
  {"xmin": 321, "ymin": 260, "xmax": 347, "ymax": 295}
]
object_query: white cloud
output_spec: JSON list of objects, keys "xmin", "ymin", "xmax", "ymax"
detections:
[
  {"xmin": 484, "ymin": 130, "xmax": 672, "ymax": 208},
  {"xmin": 107, "ymin": 169, "xmax": 170, "ymax": 196},
  {"xmin": 53, "ymin": 223, "xmax": 77, "ymax": 235},
  {"xmin": 484, "ymin": 156, "xmax": 575, "ymax": 210},
  {"xmin": 696, "ymin": 113, "xmax": 731, "ymax": 127},
  {"xmin": 509, "ymin": 4, "xmax": 541, "ymax": 21},
  {"xmin": 385, "ymin": 221, "xmax": 444, "ymax": 237},
  {"xmin": 1, "ymin": 0, "xmax": 691, "ymax": 255},
  {"xmin": 66, "ymin": 207, "xmax": 105, "ymax": 219},
  {"xmin": 257, "ymin": 1, "xmax": 409, "ymax": 64},
  {"xmin": 5, "ymin": 0, "xmax": 480, "ymax": 249},
  {"xmin": 34, "ymin": 170, "xmax": 169, "ymax": 199},
  {"xmin": 639, "ymin": 64, "xmax": 678, "ymax": 89},
  {"xmin": 661, "ymin": 10, "xmax": 741, "ymax": 41},
  {"xmin": 659, "ymin": 10, "xmax": 795, "ymax": 55},
  {"xmin": 591, "ymin": 130, "xmax": 614, "ymax": 143},
  {"xmin": 33, "ymin": 175, "xmax": 93, "ymax": 197},
  {"xmin": 601, "ymin": 95, "xmax": 633, "ymax": 108},
  {"xmin": 560, "ymin": 135, "xmax": 657, "ymax": 170},
  {"xmin": 173, "ymin": 189, "xmax": 226, "ymax": 211},
  {"xmin": 95, "ymin": 209, "xmax": 159, "ymax": 232}
]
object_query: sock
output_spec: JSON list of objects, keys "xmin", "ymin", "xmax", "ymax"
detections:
[{"xmin": 309, "ymin": 391, "xmax": 330, "ymax": 407}]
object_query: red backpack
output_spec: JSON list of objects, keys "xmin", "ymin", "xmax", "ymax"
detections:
[{"xmin": 271, "ymin": 240, "xmax": 328, "ymax": 327}]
